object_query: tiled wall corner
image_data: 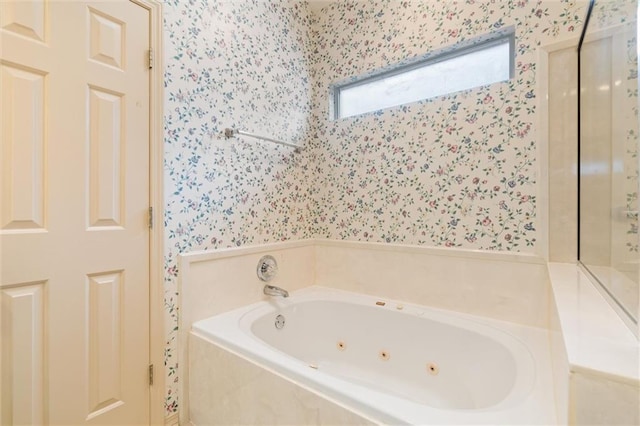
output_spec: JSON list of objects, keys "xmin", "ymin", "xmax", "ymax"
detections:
[
  {"xmin": 315, "ymin": 241, "xmax": 549, "ymax": 328},
  {"xmin": 177, "ymin": 241, "xmax": 315, "ymax": 424}
]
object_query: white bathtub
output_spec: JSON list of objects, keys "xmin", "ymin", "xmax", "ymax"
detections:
[{"xmin": 190, "ymin": 286, "xmax": 557, "ymax": 425}]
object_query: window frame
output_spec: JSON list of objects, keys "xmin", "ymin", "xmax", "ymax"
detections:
[{"xmin": 331, "ymin": 27, "xmax": 516, "ymax": 120}]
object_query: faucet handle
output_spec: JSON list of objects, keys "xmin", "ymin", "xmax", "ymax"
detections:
[{"xmin": 257, "ymin": 255, "xmax": 278, "ymax": 282}]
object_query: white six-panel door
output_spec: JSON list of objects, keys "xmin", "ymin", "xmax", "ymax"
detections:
[{"xmin": 0, "ymin": 1, "xmax": 151, "ymax": 424}]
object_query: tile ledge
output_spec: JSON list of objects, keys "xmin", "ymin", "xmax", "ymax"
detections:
[
  {"xmin": 548, "ymin": 262, "xmax": 639, "ymax": 384},
  {"xmin": 179, "ymin": 239, "xmax": 545, "ymax": 265},
  {"xmin": 178, "ymin": 239, "xmax": 313, "ymax": 263},
  {"xmin": 316, "ymin": 239, "xmax": 545, "ymax": 264}
]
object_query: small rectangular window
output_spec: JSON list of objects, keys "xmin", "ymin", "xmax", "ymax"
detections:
[{"xmin": 332, "ymin": 29, "xmax": 515, "ymax": 119}]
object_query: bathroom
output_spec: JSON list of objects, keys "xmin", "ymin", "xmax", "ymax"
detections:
[
  {"xmin": 167, "ymin": 0, "xmax": 639, "ymax": 424},
  {"xmin": 0, "ymin": 0, "xmax": 638, "ymax": 425}
]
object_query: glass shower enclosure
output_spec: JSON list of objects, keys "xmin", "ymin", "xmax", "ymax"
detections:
[{"xmin": 579, "ymin": 0, "xmax": 639, "ymax": 336}]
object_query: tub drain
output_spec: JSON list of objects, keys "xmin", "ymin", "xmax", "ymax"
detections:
[{"xmin": 274, "ymin": 314, "xmax": 285, "ymax": 329}]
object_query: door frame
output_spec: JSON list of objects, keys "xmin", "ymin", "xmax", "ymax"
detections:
[{"xmin": 130, "ymin": 0, "xmax": 165, "ymax": 424}]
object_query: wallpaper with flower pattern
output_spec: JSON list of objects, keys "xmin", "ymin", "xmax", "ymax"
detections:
[
  {"xmin": 162, "ymin": 0, "xmax": 315, "ymax": 414},
  {"xmin": 308, "ymin": 0, "xmax": 592, "ymax": 250},
  {"xmin": 623, "ymin": 27, "xmax": 639, "ymax": 257},
  {"xmin": 161, "ymin": 0, "xmax": 636, "ymax": 417}
]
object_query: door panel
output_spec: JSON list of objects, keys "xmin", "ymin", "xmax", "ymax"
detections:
[
  {"xmin": 1, "ymin": 62, "xmax": 46, "ymax": 231},
  {"xmin": 1, "ymin": 282, "xmax": 46, "ymax": 425},
  {"xmin": 0, "ymin": 1, "xmax": 150, "ymax": 424},
  {"xmin": 0, "ymin": 1, "xmax": 47, "ymax": 43},
  {"xmin": 88, "ymin": 86, "xmax": 125, "ymax": 229}
]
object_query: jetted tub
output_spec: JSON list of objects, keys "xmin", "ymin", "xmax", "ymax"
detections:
[{"xmin": 189, "ymin": 286, "xmax": 557, "ymax": 425}]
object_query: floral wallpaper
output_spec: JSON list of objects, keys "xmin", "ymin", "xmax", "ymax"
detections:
[
  {"xmin": 308, "ymin": 0, "xmax": 590, "ymax": 251},
  {"xmin": 162, "ymin": 0, "xmax": 315, "ymax": 414},
  {"xmin": 161, "ymin": 0, "xmax": 639, "ymax": 418},
  {"xmin": 623, "ymin": 28, "xmax": 639, "ymax": 257}
]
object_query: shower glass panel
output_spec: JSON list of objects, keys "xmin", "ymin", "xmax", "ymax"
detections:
[{"xmin": 579, "ymin": 0, "xmax": 639, "ymax": 334}]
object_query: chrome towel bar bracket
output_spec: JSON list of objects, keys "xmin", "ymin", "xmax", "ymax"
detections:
[{"xmin": 224, "ymin": 128, "xmax": 303, "ymax": 153}]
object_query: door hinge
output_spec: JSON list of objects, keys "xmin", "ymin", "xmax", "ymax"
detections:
[
  {"xmin": 148, "ymin": 206, "xmax": 153, "ymax": 229},
  {"xmin": 149, "ymin": 364, "xmax": 154, "ymax": 386},
  {"xmin": 148, "ymin": 48, "xmax": 154, "ymax": 69}
]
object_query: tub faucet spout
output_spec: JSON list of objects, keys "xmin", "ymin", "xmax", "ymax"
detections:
[{"xmin": 263, "ymin": 284, "xmax": 289, "ymax": 298}]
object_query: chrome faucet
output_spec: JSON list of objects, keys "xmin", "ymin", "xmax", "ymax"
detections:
[
  {"xmin": 257, "ymin": 255, "xmax": 288, "ymax": 297},
  {"xmin": 263, "ymin": 284, "xmax": 289, "ymax": 298}
]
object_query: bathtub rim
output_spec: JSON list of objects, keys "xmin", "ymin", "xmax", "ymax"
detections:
[
  {"xmin": 190, "ymin": 285, "xmax": 557, "ymax": 425},
  {"xmin": 237, "ymin": 291, "xmax": 536, "ymax": 411}
]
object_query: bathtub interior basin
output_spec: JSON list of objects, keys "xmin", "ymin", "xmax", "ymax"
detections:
[
  {"xmin": 248, "ymin": 299, "xmax": 528, "ymax": 410},
  {"xmin": 190, "ymin": 286, "xmax": 555, "ymax": 425}
]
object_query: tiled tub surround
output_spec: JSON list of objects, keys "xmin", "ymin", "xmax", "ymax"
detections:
[
  {"xmin": 177, "ymin": 241, "xmax": 315, "ymax": 424},
  {"xmin": 547, "ymin": 264, "xmax": 640, "ymax": 426},
  {"xmin": 314, "ymin": 240, "xmax": 549, "ymax": 328},
  {"xmin": 189, "ymin": 287, "xmax": 556, "ymax": 425},
  {"xmin": 543, "ymin": 37, "xmax": 579, "ymax": 264},
  {"xmin": 179, "ymin": 240, "xmax": 551, "ymax": 424},
  {"xmin": 180, "ymin": 242, "xmax": 640, "ymax": 424},
  {"xmin": 189, "ymin": 334, "xmax": 375, "ymax": 425}
]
